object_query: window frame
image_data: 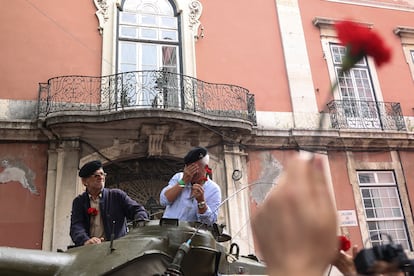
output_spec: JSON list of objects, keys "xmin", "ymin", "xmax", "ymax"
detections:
[
  {"xmin": 96, "ymin": 0, "xmax": 202, "ymax": 78},
  {"xmin": 357, "ymin": 170, "xmax": 411, "ymax": 250}
]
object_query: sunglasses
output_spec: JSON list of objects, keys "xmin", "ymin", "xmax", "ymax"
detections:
[{"xmin": 91, "ymin": 172, "xmax": 107, "ymax": 178}]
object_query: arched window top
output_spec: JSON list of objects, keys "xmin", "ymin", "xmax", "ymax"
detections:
[
  {"xmin": 123, "ymin": 0, "xmax": 175, "ymax": 16},
  {"xmin": 98, "ymin": 0, "xmax": 201, "ymax": 77}
]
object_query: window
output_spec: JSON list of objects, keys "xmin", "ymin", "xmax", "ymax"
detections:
[
  {"xmin": 330, "ymin": 44, "xmax": 380, "ymax": 129},
  {"xmin": 357, "ymin": 171, "xmax": 410, "ymax": 250},
  {"xmin": 117, "ymin": 0, "xmax": 180, "ymax": 107}
]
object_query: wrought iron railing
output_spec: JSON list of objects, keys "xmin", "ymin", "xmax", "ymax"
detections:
[
  {"xmin": 37, "ymin": 70, "xmax": 257, "ymax": 125},
  {"xmin": 327, "ymin": 100, "xmax": 406, "ymax": 131}
]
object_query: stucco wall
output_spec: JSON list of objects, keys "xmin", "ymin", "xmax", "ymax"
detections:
[{"xmin": 0, "ymin": 143, "xmax": 48, "ymax": 249}]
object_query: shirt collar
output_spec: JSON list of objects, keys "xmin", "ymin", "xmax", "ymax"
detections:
[{"xmin": 88, "ymin": 190, "xmax": 103, "ymax": 199}]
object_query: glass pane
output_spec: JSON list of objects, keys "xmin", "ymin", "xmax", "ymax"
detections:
[
  {"xmin": 369, "ymin": 231, "xmax": 381, "ymax": 241},
  {"xmin": 162, "ymin": 46, "xmax": 176, "ymax": 66},
  {"xmin": 141, "ymin": 28, "xmax": 157, "ymax": 39},
  {"xmin": 161, "ymin": 30, "xmax": 177, "ymax": 41},
  {"xmin": 157, "ymin": 0, "xmax": 174, "ymax": 15},
  {"xmin": 161, "ymin": 17, "xmax": 177, "ymax": 28},
  {"xmin": 120, "ymin": 26, "xmax": 138, "ymax": 38},
  {"xmin": 359, "ymin": 172, "xmax": 375, "ymax": 184},
  {"xmin": 142, "ymin": 64, "xmax": 157, "ymax": 71},
  {"xmin": 142, "ymin": 44, "xmax": 157, "ymax": 67},
  {"xmin": 361, "ymin": 188, "xmax": 371, "ymax": 198},
  {"xmin": 120, "ymin": 43, "xmax": 137, "ymax": 63},
  {"xmin": 389, "ymin": 189, "xmax": 398, "ymax": 197},
  {"xmin": 120, "ymin": 64, "xmax": 136, "ymax": 73},
  {"xmin": 392, "ymin": 208, "xmax": 402, "ymax": 217},
  {"xmin": 366, "ymin": 209, "xmax": 375, "ymax": 218},
  {"xmin": 373, "ymin": 198, "xmax": 382, "ymax": 208},
  {"xmin": 367, "ymin": 221, "xmax": 378, "ymax": 230},
  {"xmin": 142, "ymin": 15, "xmax": 157, "ymax": 26},
  {"xmin": 376, "ymin": 208, "xmax": 384, "ymax": 218},
  {"xmin": 142, "ymin": 4, "xmax": 157, "ymax": 14},
  {"xmin": 383, "ymin": 208, "xmax": 393, "ymax": 217},
  {"xmin": 120, "ymin": 12, "xmax": 137, "ymax": 24},
  {"xmin": 364, "ymin": 198, "xmax": 372, "ymax": 208},
  {"xmin": 396, "ymin": 230, "xmax": 405, "ymax": 239},
  {"xmin": 377, "ymin": 172, "xmax": 394, "ymax": 183}
]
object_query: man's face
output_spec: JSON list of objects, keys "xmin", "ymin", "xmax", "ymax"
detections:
[
  {"xmin": 83, "ymin": 168, "xmax": 106, "ymax": 191},
  {"xmin": 190, "ymin": 161, "xmax": 206, "ymax": 183}
]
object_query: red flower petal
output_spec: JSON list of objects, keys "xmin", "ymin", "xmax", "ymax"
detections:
[
  {"xmin": 335, "ymin": 20, "xmax": 392, "ymax": 69},
  {"xmin": 87, "ymin": 207, "xmax": 99, "ymax": 216},
  {"xmin": 338, "ymin": 235, "xmax": 351, "ymax": 251}
]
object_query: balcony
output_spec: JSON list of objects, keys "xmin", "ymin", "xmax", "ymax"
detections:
[
  {"xmin": 37, "ymin": 70, "xmax": 256, "ymax": 125},
  {"xmin": 327, "ymin": 100, "xmax": 406, "ymax": 131}
]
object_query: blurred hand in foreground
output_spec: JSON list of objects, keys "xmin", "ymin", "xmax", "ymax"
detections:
[{"xmin": 251, "ymin": 154, "xmax": 337, "ymax": 276}]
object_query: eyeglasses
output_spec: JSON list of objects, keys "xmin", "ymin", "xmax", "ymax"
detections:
[{"xmin": 92, "ymin": 172, "xmax": 107, "ymax": 178}]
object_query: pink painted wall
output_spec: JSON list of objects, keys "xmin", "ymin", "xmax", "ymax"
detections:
[
  {"xmin": 196, "ymin": 0, "xmax": 292, "ymax": 112},
  {"xmin": 0, "ymin": 143, "xmax": 48, "ymax": 249},
  {"xmin": 398, "ymin": 151, "xmax": 414, "ymax": 208},
  {"xmin": 0, "ymin": 0, "xmax": 102, "ymax": 100},
  {"xmin": 299, "ymin": 0, "xmax": 414, "ymax": 115},
  {"xmin": 328, "ymin": 151, "xmax": 363, "ymax": 249}
]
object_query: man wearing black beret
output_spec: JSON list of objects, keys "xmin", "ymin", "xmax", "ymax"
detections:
[
  {"xmin": 70, "ymin": 160, "xmax": 148, "ymax": 246},
  {"xmin": 160, "ymin": 147, "xmax": 221, "ymax": 225}
]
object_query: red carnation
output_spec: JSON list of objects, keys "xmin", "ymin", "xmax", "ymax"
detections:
[
  {"xmin": 335, "ymin": 20, "xmax": 392, "ymax": 72},
  {"xmin": 205, "ymin": 165, "xmax": 212, "ymax": 175},
  {"xmin": 87, "ymin": 207, "xmax": 99, "ymax": 216},
  {"xmin": 338, "ymin": 235, "xmax": 351, "ymax": 251}
]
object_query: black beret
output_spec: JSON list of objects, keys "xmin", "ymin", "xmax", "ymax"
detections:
[
  {"xmin": 184, "ymin": 147, "xmax": 208, "ymax": 165},
  {"xmin": 79, "ymin": 160, "xmax": 103, "ymax": 178}
]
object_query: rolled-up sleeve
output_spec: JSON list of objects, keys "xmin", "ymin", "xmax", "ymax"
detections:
[{"xmin": 160, "ymin": 172, "xmax": 182, "ymax": 206}]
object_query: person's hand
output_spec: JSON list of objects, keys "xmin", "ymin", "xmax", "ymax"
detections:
[
  {"xmin": 182, "ymin": 163, "xmax": 198, "ymax": 183},
  {"xmin": 84, "ymin": 237, "xmax": 104, "ymax": 245},
  {"xmin": 332, "ymin": 245, "xmax": 359, "ymax": 276},
  {"xmin": 251, "ymin": 154, "xmax": 337, "ymax": 276},
  {"xmin": 191, "ymin": 183, "xmax": 205, "ymax": 202}
]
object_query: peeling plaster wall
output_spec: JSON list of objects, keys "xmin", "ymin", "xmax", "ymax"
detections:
[
  {"xmin": 0, "ymin": 100, "xmax": 38, "ymax": 120},
  {"xmin": 0, "ymin": 143, "xmax": 48, "ymax": 249}
]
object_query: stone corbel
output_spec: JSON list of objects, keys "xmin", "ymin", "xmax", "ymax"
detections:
[
  {"xmin": 189, "ymin": 0, "xmax": 204, "ymax": 40},
  {"xmin": 141, "ymin": 124, "xmax": 170, "ymax": 157},
  {"xmin": 94, "ymin": 0, "xmax": 110, "ymax": 35}
]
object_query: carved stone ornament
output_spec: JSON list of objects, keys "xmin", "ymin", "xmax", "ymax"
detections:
[
  {"xmin": 189, "ymin": 0, "xmax": 203, "ymax": 38},
  {"xmin": 94, "ymin": 0, "xmax": 110, "ymax": 34}
]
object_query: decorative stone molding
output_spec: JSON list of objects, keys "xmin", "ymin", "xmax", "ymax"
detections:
[
  {"xmin": 325, "ymin": 0, "xmax": 414, "ymax": 12},
  {"xmin": 394, "ymin": 26, "xmax": 414, "ymax": 39},
  {"xmin": 188, "ymin": 0, "xmax": 203, "ymax": 40},
  {"xmin": 94, "ymin": 0, "xmax": 110, "ymax": 34},
  {"xmin": 141, "ymin": 124, "xmax": 170, "ymax": 157},
  {"xmin": 313, "ymin": 16, "xmax": 372, "ymax": 36},
  {"xmin": 394, "ymin": 26, "xmax": 414, "ymax": 80}
]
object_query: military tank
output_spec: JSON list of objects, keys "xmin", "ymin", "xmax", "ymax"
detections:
[{"xmin": 0, "ymin": 218, "xmax": 266, "ymax": 275}]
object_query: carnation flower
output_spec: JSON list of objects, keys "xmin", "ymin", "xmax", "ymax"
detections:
[
  {"xmin": 318, "ymin": 20, "xmax": 393, "ymax": 130},
  {"xmin": 200, "ymin": 165, "xmax": 212, "ymax": 185},
  {"xmin": 335, "ymin": 20, "xmax": 392, "ymax": 73},
  {"xmin": 205, "ymin": 165, "xmax": 212, "ymax": 178},
  {"xmin": 87, "ymin": 207, "xmax": 99, "ymax": 216},
  {"xmin": 338, "ymin": 235, "xmax": 351, "ymax": 251}
]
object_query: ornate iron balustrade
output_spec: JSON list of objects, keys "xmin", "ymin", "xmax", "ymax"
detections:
[
  {"xmin": 37, "ymin": 70, "xmax": 257, "ymax": 125},
  {"xmin": 327, "ymin": 100, "xmax": 406, "ymax": 131}
]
